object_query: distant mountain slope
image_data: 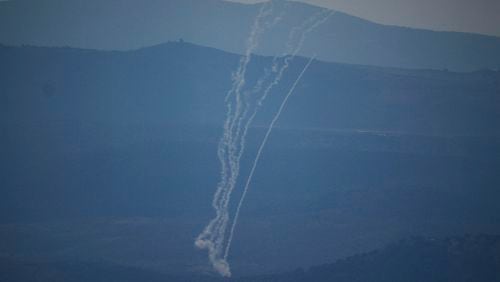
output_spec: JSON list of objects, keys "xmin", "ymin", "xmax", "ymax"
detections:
[
  {"xmin": 0, "ymin": 259, "xmax": 173, "ymax": 282},
  {"xmin": 0, "ymin": 257, "xmax": 222, "ymax": 282},
  {"xmin": 239, "ymin": 235, "xmax": 500, "ymax": 282},
  {"xmin": 1, "ymin": 0, "xmax": 500, "ymax": 71},
  {"xmin": 1, "ymin": 43, "xmax": 500, "ymax": 275},
  {"xmin": 2, "ymin": 235, "xmax": 499, "ymax": 281},
  {"xmin": 2, "ymin": 42, "xmax": 499, "ymax": 136}
]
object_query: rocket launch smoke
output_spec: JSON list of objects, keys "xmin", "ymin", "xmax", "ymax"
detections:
[
  {"xmin": 224, "ymin": 10, "xmax": 333, "ymax": 260},
  {"xmin": 224, "ymin": 56, "xmax": 316, "ymax": 260},
  {"xmin": 195, "ymin": 2, "xmax": 333, "ymax": 277},
  {"xmin": 194, "ymin": 2, "xmax": 276, "ymax": 277}
]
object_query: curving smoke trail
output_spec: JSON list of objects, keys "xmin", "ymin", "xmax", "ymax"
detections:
[
  {"xmin": 195, "ymin": 1, "xmax": 279, "ymax": 277},
  {"xmin": 225, "ymin": 56, "xmax": 316, "ymax": 259},
  {"xmin": 230, "ymin": 9, "xmax": 333, "ymax": 171},
  {"xmin": 224, "ymin": 10, "xmax": 333, "ymax": 259},
  {"xmin": 195, "ymin": 0, "xmax": 333, "ymax": 276}
]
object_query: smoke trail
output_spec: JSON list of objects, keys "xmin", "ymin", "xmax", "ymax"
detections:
[
  {"xmin": 222, "ymin": 10, "xmax": 333, "ymax": 259},
  {"xmin": 225, "ymin": 3, "xmax": 288, "ymax": 196},
  {"xmin": 225, "ymin": 56, "xmax": 316, "ymax": 259},
  {"xmin": 213, "ymin": 0, "xmax": 285, "ymax": 255},
  {"xmin": 233, "ymin": 9, "xmax": 333, "ymax": 161},
  {"xmin": 196, "ymin": 1, "xmax": 333, "ymax": 275},
  {"xmin": 195, "ymin": 2, "xmax": 278, "ymax": 277},
  {"xmin": 229, "ymin": 9, "xmax": 333, "ymax": 195}
]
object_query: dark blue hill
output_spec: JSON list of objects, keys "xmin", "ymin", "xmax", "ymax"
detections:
[{"xmin": 1, "ymin": 0, "xmax": 500, "ymax": 71}]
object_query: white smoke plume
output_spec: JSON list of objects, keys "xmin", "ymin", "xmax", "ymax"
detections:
[
  {"xmin": 224, "ymin": 10, "xmax": 333, "ymax": 259},
  {"xmin": 195, "ymin": 1, "xmax": 333, "ymax": 276},
  {"xmin": 195, "ymin": 1, "xmax": 277, "ymax": 277},
  {"xmin": 230, "ymin": 8, "xmax": 334, "ymax": 175},
  {"xmin": 225, "ymin": 56, "xmax": 316, "ymax": 259}
]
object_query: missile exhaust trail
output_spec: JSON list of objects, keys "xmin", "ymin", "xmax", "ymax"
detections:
[
  {"xmin": 224, "ymin": 56, "xmax": 316, "ymax": 259},
  {"xmin": 195, "ymin": 1, "xmax": 333, "ymax": 276}
]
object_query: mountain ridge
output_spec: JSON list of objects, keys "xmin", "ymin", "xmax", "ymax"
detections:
[
  {"xmin": 1, "ymin": 234, "xmax": 498, "ymax": 281},
  {"xmin": 1, "ymin": 41, "xmax": 499, "ymax": 276},
  {"xmin": 2, "ymin": 41, "xmax": 499, "ymax": 135},
  {"xmin": 1, "ymin": 0, "xmax": 500, "ymax": 71}
]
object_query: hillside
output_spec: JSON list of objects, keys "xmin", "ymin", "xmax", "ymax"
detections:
[
  {"xmin": 2, "ymin": 42, "xmax": 499, "ymax": 135},
  {"xmin": 240, "ymin": 235, "xmax": 500, "ymax": 282},
  {"xmin": 2, "ymin": 235, "xmax": 499, "ymax": 281},
  {"xmin": 1, "ymin": 42, "xmax": 499, "ymax": 275},
  {"xmin": 1, "ymin": 0, "xmax": 500, "ymax": 71}
]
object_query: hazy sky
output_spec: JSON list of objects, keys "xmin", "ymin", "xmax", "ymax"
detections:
[
  {"xmin": 0, "ymin": 0, "xmax": 498, "ymax": 36},
  {"xmin": 228, "ymin": 0, "xmax": 500, "ymax": 37}
]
